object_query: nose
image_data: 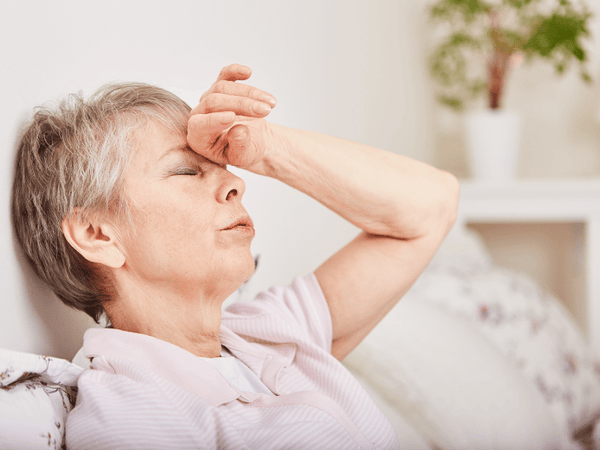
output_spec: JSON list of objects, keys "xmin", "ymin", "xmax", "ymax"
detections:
[{"xmin": 217, "ymin": 167, "xmax": 246, "ymax": 203}]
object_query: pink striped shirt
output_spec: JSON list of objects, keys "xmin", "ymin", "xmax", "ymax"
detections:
[{"xmin": 66, "ymin": 274, "xmax": 399, "ymax": 449}]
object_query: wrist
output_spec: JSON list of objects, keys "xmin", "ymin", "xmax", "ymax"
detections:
[{"xmin": 254, "ymin": 122, "xmax": 293, "ymax": 179}]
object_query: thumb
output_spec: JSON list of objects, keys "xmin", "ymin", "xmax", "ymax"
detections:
[{"xmin": 224, "ymin": 124, "xmax": 258, "ymax": 167}]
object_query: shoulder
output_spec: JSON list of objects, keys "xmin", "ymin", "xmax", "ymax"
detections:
[
  {"xmin": 66, "ymin": 368, "xmax": 220, "ymax": 450},
  {"xmin": 223, "ymin": 274, "xmax": 332, "ymax": 352},
  {"xmin": 68, "ymin": 330, "xmax": 244, "ymax": 449}
]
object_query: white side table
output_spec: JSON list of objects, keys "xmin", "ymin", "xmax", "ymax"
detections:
[{"xmin": 456, "ymin": 179, "xmax": 600, "ymax": 350}]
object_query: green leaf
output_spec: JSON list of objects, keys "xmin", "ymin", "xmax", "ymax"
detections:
[
  {"xmin": 581, "ymin": 72, "xmax": 592, "ymax": 83},
  {"xmin": 467, "ymin": 79, "xmax": 488, "ymax": 96},
  {"xmin": 437, "ymin": 95, "xmax": 464, "ymax": 111},
  {"xmin": 429, "ymin": 33, "xmax": 483, "ymax": 87},
  {"xmin": 429, "ymin": 0, "xmax": 491, "ymax": 22},
  {"xmin": 525, "ymin": 13, "xmax": 591, "ymax": 57},
  {"xmin": 572, "ymin": 46, "xmax": 585, "ymax": 61}
]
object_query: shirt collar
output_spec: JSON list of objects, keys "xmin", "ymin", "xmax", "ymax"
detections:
[
  {"xmin": 83, "ymin": 327, "xmax": 239, "ymax": 407},
  {"xmin": 218, "ymin": 326, "xmax": 297, "ymax": 393},
  {"xmin": 83, "ymin": 325, "xmax": 297, "ymax": 404}
]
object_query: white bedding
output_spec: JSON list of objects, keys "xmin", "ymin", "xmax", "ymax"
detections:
[
  {"xmin": 344, "ymin": 297, "xmax": 566, "ymax": 449},
  {"xmin": 344, "ymin": 226, "xmax": 600, "ymax": 449}
]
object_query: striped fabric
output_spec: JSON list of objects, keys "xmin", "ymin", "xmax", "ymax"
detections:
[{"xmin": 66, "ymin": 274, "xmax": 399, "ymax": 449}]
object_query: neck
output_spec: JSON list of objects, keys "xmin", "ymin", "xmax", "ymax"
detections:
[{"xmin": 106, "ymin": 273, "xmax": 228, "ymax": 358}]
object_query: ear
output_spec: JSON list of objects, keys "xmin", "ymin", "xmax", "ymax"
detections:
[{"xmin": 61, "ymin": 209, "xmax": 126, "ymax": 269}]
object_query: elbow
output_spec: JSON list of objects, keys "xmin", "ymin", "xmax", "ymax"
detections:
[
  {"xmin": 374, "ymin": 169, "xmax": 460, "ymax": 240},
  {"xmin": 411, "ymin": 169, "xmax": 460, "ymax": 241},
  {"xmin": 441, "ymin": 170, "xmax": 460, "ymax": 233}
]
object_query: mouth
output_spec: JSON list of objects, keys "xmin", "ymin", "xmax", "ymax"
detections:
[{"xmin": 222, "ymin": 215, "xmax": 255, "ymax": 231}]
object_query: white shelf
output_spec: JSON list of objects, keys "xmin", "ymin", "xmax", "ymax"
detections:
[
  {"xmin": 457, "ymin": 179, "xmax": 600, "ymax": 351},
  {"xmin": 458, "ymin": 179, "xmax": 600, "ymax": 223}
]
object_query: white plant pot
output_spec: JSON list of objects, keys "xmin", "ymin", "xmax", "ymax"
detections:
[{"xmin": 465, "ymin": 110, "xmax": 521, "ymax": 182}]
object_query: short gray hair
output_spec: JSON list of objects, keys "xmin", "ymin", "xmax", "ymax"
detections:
[{"xmin": 11, "ymin": 82, "xmax": 191, "ymax": 322}]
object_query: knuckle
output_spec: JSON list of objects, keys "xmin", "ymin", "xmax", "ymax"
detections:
[
  {"xmin": 194, "ymin": 103, "xmax": 207, "ymax": 114},
  {"xmin": 213, "ymin": 80, "xmax": 227, "ymax": 92},
  {"xmin": 199, "ymin": 89, "xmax": 211, "ymax": 102},
  {"xmin": 240, "ymin": 84, "xmax": 254, "ymax": 97},
  {"xmin": 203, "ymin": 94, "xmax": 220, "ymax": 111},
  {"xmin": 236, "ymin": 97, "xmax": 249, "ymax": 111}
]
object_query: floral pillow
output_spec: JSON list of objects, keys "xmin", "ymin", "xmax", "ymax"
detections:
[
  {"xmin": 408, "ymin": 227, "xmax": 600, "ymax": 443},
  {"xmin": 0, "ymin": 349, "xmax": 83, "ymax": 450}
]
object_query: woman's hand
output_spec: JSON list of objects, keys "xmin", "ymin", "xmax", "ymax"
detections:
[{"xmin": 187, "ymin": 64, "xmax": 277, "ymax": 170}]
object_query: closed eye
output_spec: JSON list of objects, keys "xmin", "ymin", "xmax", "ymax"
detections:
[{"xmin": 172, "ymin": 167, "xmax": 200, "ymax": 176}]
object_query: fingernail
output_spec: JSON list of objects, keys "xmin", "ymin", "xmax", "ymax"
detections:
[
  {"xmin": 238, "ymin": 66, "xmax": 251, "ymax": 75},
  {"xmin": 265, "ymin": 96, "xmax": 277, "ymax": 106},
  {"xmin": 237, "ymin": 130, "xmax": 248, "ymax": 140},
  {"xmin": 252, "ymin": 103, "xmax": 271, "ymax": 114}
]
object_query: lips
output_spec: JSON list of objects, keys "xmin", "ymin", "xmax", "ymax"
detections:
[{"xmin": 222, "ymin": 215, "xmax": 254, "ymax": 231}]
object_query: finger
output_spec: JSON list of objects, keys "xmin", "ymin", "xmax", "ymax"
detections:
[
  {"xmin": 195, "ymin": 93, "xmax": 272, "ymax": 117},
  {"xmin": 216, "ymin": 64, "xmax": 252, "ymax": 82},
  {"xmin": 210, "ymin": 80, "xmax": 276, "ymax": 107},
  {"xmin": 225, "ymin": 124, "xmax": 261, "ymax": 168},
  {"xmin": 187, "ymin": 111, "xmax": 235, "ymax": 158}
]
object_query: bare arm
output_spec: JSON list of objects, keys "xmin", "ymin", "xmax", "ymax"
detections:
[
  {"xmin": 188, "ymin": 64, "xmax": 460, "ymax": 360},
  {"xmin": 260, "ymin": 126, "xmax": 459, "ymax": 359}
]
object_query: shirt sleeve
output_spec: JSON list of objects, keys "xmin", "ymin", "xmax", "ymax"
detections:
[{"xmin": 224, "ymin": 273, "xmax": 333, "ymax": 354}]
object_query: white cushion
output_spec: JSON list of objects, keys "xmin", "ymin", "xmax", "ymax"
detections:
[
  {"xmin": 412, "ymin": 259, "xmax": 600, "ymax": 439},
  {"xmin": 344, "ymin": 297, "xmax": 568, "ymax": 450},
  {"xmin": 427, "ymin": 225, "xmax": 493, "ymax": 275},
  {"xmin": 350, "ymin": 370, "xmax": 431, "ymax": 450}
]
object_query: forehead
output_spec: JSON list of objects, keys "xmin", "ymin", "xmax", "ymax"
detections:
[{"xmin": 130, "ymin": 120, "xmax": 189, "ymax": 163}]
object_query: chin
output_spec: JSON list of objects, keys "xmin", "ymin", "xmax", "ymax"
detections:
[
  {"xmin": 241, "ymin": 253, "xmax": 258, "ymax": 283},
  {"xmin": 223, "ymin": 252, "xmax": 257, "ymax": 292}
]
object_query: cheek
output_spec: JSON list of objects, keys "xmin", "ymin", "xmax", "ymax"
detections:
[{"xmin": 121, "ymin": 195, "xmax": 216, "ymax": 274}]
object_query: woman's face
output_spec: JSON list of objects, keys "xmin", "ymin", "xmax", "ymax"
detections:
[{"xmin": 115, "ymin": 121, "xmax": 256, "ymax": 300}]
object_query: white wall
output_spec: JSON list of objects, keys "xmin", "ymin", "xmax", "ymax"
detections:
[{"xmin": 0, "ymin": 1, "xmax": 436, "ymax": 359}]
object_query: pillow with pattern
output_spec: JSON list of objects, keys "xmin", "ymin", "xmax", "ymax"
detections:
[
  {"xmin": 409, "ymin": 238, "xmax": 600, "ymax": 442},
  {"xmin": 0, "ymin": 350, "xmax": 83, "ymax": 450}
]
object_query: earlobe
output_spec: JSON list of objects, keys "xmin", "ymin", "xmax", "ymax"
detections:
[{"xmin": 61, "ymin": 210, "xmax": 126, "ymax": 269}]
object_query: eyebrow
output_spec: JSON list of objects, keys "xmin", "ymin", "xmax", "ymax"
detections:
[{"xmin": 158, "ymin": 144, "xmax": 198, "ymax": 162}]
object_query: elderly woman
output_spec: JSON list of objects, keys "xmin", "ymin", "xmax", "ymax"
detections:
[{"xmin": 11, "ymin": 64, "xmax": 459, "ymax": 449}]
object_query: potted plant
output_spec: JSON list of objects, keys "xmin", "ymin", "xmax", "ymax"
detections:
[{"xmin": 428, "ymin": 0, "xmax": 593, "ymax": 181}]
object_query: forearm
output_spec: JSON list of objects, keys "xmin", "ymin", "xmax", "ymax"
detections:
[{"xmin": 258, "ymin": 123, "xmax": 459, "ymax": 239}]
